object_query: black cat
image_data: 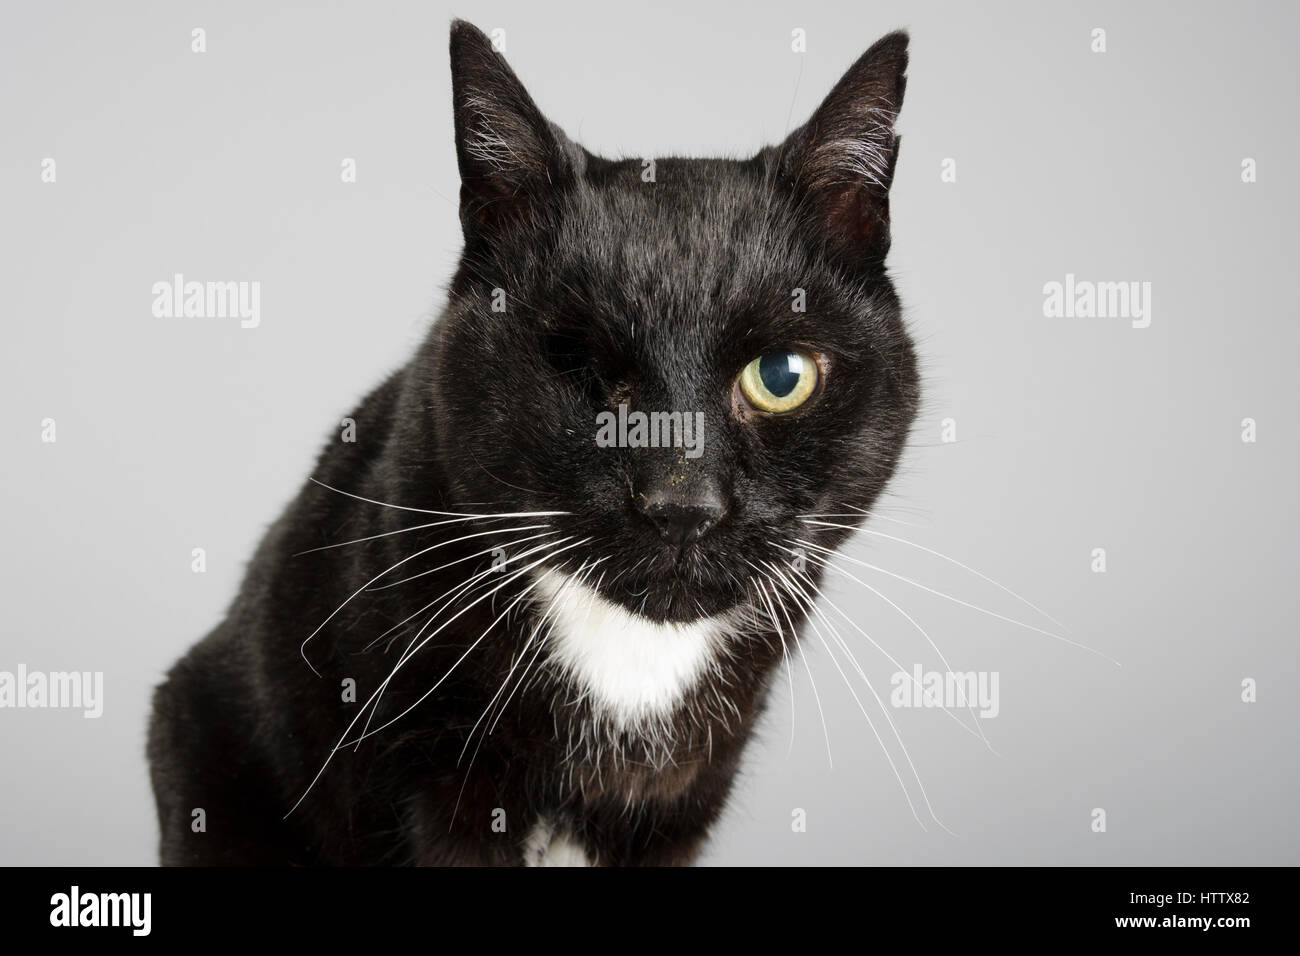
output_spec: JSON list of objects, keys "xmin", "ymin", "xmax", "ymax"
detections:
[{"xmin": 147, "ymin": 20, "xmax": 918, "ymax": 866}]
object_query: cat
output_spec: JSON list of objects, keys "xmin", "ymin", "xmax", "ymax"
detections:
[{"xmin": 147, "ymin": 19, "xmax": 918, "ymax": 866}]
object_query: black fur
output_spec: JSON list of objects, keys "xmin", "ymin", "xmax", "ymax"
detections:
[{"xmin": 148, "ymin": 21, "xmax": 918, "ymax": 866}]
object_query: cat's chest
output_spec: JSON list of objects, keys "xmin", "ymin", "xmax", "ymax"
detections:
[
  {"xmin": 523, "ymin": 817, "xmax": 591, "ymax": 867},
  {"xmin": 531, "ymin": 569, "xmax": 728, "ymax": 729}
]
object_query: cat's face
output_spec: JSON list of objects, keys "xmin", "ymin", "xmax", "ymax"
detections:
[{"xmin": 419, "ymin": 22, "xmax": 917, "ymax": 623}]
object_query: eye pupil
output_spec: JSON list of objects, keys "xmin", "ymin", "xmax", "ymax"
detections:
[
  {"xmin": 738, "ymin": 348, "xmax": 819, "ymax": 414},
  {"xmin": 759, "ymin": 351, "xmax": 803, "ymax": 398}
]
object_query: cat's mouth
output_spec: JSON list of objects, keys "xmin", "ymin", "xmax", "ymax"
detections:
[{"xmin": 598, "ymin": 553, "xmax": 743, "ymax": 623}]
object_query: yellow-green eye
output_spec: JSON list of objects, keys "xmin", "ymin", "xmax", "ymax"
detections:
[{"xmin": 738, "ymin": 349, "xmax": 819, "ymax": 414}]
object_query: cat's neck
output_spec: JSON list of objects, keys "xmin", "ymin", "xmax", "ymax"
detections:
[{"xmin": 530, "ymin": 568, "xmax": 732, "ymax": 731}]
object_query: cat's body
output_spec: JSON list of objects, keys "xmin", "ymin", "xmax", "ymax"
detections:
[
  {"xmin": 148, "ymin": 21, "xmax": 918, "ymax": 866},
  {"xmin": 149, "ymin": 375, "xmax": 758, "ymax": 865}
]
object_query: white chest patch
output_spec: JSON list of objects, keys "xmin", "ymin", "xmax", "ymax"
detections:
[
  {"xmin": 531, "ymin": 568, "xmax": 726, "ymax": 730},
  {"xmin": 523, "ymin": 817, "xmax": 591, "ymax": 867}
]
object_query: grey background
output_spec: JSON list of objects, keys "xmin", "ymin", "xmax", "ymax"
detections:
[{"xmin": 1, "ymin": 0, "xmax": 1296, "ymax": 865}]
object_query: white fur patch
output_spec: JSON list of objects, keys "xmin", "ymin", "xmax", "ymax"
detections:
[
  {"xmin": 531, "ymin": 568, "xmax": 725, "ymax": 729},
  {"xmin": 523, "ymin": 818, "xmax": 591, "ymax": 867}
]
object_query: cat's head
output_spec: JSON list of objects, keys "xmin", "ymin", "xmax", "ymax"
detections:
[{"xmin": 417, "ymin": 21, "xmax": 918, "ymax": 623}]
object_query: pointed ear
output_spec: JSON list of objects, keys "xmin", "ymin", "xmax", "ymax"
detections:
[
  {"xmin": 774, "ymin": 31, "xmax": 908, "ymax": 263},
  {"xmin": 449, "ymin": 20, "xmax": 576, "ymax": 241}
]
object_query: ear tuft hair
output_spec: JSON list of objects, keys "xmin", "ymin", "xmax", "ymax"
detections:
[
  {"xmin": 776, "ymin": 31, "xmax": 909, "ymax": 258},
  {"xmin": 448, "ymin": 20, "xmax": 574, "ymax": 239}
]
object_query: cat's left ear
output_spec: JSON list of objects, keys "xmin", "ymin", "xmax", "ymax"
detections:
[
  {"xmin": 773, "ymin": 31, "xmax": 908, "ymax": 263},
  {"xmin": 449, "ymin": 20, "xmax": 579, "ymax": 241}
]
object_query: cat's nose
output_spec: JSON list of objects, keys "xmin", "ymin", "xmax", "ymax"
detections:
[{"xmin": 636, "ymin": 487, "xmax": 727, "ymax": 549}]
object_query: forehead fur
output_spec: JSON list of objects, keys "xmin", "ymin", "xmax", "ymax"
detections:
[{"xmin": 475, "ymin": 158, "xmax": 888, "ymax": 348}]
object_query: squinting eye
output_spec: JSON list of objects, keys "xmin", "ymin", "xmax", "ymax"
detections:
[{"xmin": 737, "ymin": 349, "xmax": 819, "ymax": 414}]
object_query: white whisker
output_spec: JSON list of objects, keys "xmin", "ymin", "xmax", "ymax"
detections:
[
  {"xmin": 778, "ymin": 544, "xmax": 994, "ymax": 753},
  {"xmin": 341, "ymin": 537, "xmax": 595, "ymax": 747},
  {"xmin": 747, "ymin": 562, "xmax": 831, "ymax": 768},
  {"xmin": 767, "ymin": 561, "xmax": 950, "ymax": 825},
  {"xmin": 763, "ymin": 560, "xmax": 928, "ymax": 831},
  {"xmin": 293, "ymin": 513, "xmax": 560, "ymax": 558},
  {"xmin": 358, "ymin": 535, "xmax": 578, "ymax": 739},
  {"xmin": 308, "ymin": 477, "xmax": 567, "ymax": 518},
  {"xmin": 792, "ymin": 537, "xmax": 1120, "ymax": 667},
  {"xmin": 754, "ymin": 577, "xmax": 797, "ymax": 758},
  {"xmin": 368, "ymin": 528, "xmax": 560, "ymax": 592},
  {"xmin": 801, "ymin": 517, "xmax": 1068, "ymax": 632},
  {"xmin": 298, "ymin": 523, "xmax": 556, "ymax": 674},
  {"xmin": 284, "ymin": 537, "xmax": 591, "ymax": 818}
]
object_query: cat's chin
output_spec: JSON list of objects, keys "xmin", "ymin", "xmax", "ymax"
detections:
[
  {"xmin": 603, "ymin": 578, "xmax": 740, "ymax": 624},
  {"xmin": 531, "ymin": 564, "xmax": 737, "ymax": 625}
]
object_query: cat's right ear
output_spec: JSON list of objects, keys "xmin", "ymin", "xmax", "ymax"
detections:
[{"xmin": 449, "ymin": 20, "xmax": 577, "ymax": 242}]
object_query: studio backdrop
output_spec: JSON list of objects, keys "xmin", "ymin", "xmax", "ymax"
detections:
[{"xmin": 1, "ymin": 0, "xmax": 1295, "ymax": 865}]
